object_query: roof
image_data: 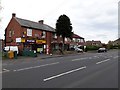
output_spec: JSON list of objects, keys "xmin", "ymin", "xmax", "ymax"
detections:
[
  {"xmin": 86, "ymin": 40, "xmax": 101, "ymax": 43},
  {"xmin": 15, "ymin": 17, "xmax": 55, "ymax": 32},
  {"xmin": 72, "ymin": 34, "xmax": 84, "ymax": 39},
  {"xmin": 114, "ymin": 38, "xmax": 120, "ymax": 42}
]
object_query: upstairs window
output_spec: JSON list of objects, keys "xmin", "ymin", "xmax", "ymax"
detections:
[
  {"xmin": 27, "ymin": 28, "xmax": 32, "ymax": 36},
  {"xmin": 9, "ymin": 29, "xmax": 14, "ymax": 37},
  {"xmin": 42, "ymin": 31, "xmax": 46, "ymax": 38},
  {"xmin": 80, "ymin": 39, "xmax": 84, "ymax": 43},
  {"xmin": 9, "ymin": 30, "xmax": 12, "ymax": 37},
  {"xmin": 53, "ymin": 33, "xmax": 57, "ymax": 39}
]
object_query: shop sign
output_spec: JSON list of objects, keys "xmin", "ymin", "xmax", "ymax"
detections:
[
  {"xmin": 27, "ymin": 40, "xmax": 35, "ymax": 43},
  {"xmin": 16, "ymin": 38, "xmax": 26, "ymax": 43},
  {"xmin": 21, "ymin": 38, "xmax": 25, "ymax": 42},
  {"xmin": 36, "ymin": 40, "xmax": 46, "ymax": 44},
  {"xmin": 16, "ymin": 38, "xmax": 21, "ymax": 42}
]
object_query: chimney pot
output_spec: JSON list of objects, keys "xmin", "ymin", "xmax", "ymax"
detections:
[
  {"xmin": 38, "ymin": 20, "xmax": 44, "ymax": 24},
  {"xmin": 12, "ymin": 13, "xmax": 16, "ymax": 17}
]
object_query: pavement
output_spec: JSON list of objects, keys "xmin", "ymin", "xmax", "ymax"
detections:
[
  {"xmin": 2, "ymin": 50, "xmax": 105, "ymax": 65},
  {"xmin": 2, "ymin": 52, "xmax": 84, "ymax": 65},
  {"xmin": 2, "ymin": 54, "xmax": 61, "ymax": 64}
]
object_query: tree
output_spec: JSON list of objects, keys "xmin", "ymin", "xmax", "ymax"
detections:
[{"xmin": 55, "ymin": 14, "xmax": 73, "ymax": 50}]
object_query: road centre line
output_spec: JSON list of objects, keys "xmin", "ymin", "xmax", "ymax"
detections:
[
  {"xmin": 13, "ymin": 62, "xmax": 59, "ymax": 72},
  {"xmin": 113, "ymin": 56, "xmax": 118, "ymax": 59},
  {"xmin": 94, "ymin": 56, "xmax": 99, "ymax": 58},
  {"xmin": 72, "ymin": 56, "xmax": 96, "ymax": 61},
  {"xmin": 88, "ymin": 57, "xmax": 92, "ymax": 59},
  {"xmin": 43, "ymin": 66, "xmax": 86, "ymax": 82},
  {"xmin": 72, "ymin": 58, "xmax": 87, "ymax": 61},
  {"xmin": 96, "ymin": 59, "xmax": 110, "ymax": 64}
]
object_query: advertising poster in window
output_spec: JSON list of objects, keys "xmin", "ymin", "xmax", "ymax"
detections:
[{"xmin": 27, "ymin": 28, "xmax": 32, "ymax": 36}]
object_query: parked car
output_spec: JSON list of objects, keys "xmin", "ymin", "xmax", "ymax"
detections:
[
  {"xmin": 75, "ymin": 48, "xmax": 83, "ymax": 53},
  {"xmin": 3, "ymin": 46, "xmax": 19, "ymax": 54},
  {"xmin": 98, "ymin": 48, "xmax": 107, "ymax": 53}
]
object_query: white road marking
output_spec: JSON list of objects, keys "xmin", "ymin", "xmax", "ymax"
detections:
[
  {"xmin": 113, "ymin": 56, "xmax": 118, "ymax": 59},
  {"xmin": 94, "ymin": 56, "xmax": 97, "ymax": 58},
  {"xmin": 0, "ymin": 69, "xmax": 10, "ymax": 73},
  {"xmin": 43, "ymin": 66, "xmax": 86, "ymax": 81},
  {"xmin": 13, "ymin": 62, "xmax": 59, "ymax": 72},
  {"xmin": 72, "ymin": 58, "xmax": 87, "ymax": 61},
  {"xmin": 96, "ymin": 59, "xmax": 110, "ymax": 64},
  {"xmin": 88, "ymin": 57, "xmax": 92, "ymax": 59},
  {"xmin": 94, "ymin": 56, "xmax": 99, "ymax": 58}
]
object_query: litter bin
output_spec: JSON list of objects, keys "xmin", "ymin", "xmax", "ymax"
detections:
[
  {"xmin": 29, "ymin": 50, "xmax": 37, "ymax": 57},
  {"xmin": 14, "ymin": 51, "xmax": 17, "ymax": 59},
  {"xmin": 8, "ymin": 51, "xmax": 14, "ymax": 59},
  {"xmin": 22, "ymin": 50, "xmax": 29, "ymax": 56}
]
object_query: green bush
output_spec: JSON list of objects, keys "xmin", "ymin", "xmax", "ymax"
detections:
[
  {"xmin": 86, "ymin": 45, "xmax": 100, "ymax": 51},
  {"xmin": 108, "ymin": 45, "xmax": 120, "ymax": 49},
  {"xmin": 118, "ymin": 45, "xmax": 120, "ymax": 49}
]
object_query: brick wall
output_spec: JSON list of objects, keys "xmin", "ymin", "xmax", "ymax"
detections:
[{"xmin": 6, "ymin": 17, "xmax": 21, "ymax": 46}]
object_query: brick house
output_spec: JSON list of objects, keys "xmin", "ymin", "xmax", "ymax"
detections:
[
  {"xmin": 51, "ymin": 33, "xmax": 85, "ymax": 50},
  {"xmin": 112, "ymin": 38, "xmax": 120, "ymax": 45},
  {"xmin": 5, "ymin": 13, "xmax": 55, "ymax": 54},
  {"xmin": 85, "ymin": 40, "xmax": 102, "ymax": 47},
  {"xmin": 68, "ymin": 34, "xmax": 85, "ymax": 49},
  {"xmin": 5, "ymin": 13, "xmax": 86, "ymax": 54}
]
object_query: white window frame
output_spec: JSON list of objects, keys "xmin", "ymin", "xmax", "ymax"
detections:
[{"xmin": 27, "ymin": 28, "xmax": 32, "ymax": 36}]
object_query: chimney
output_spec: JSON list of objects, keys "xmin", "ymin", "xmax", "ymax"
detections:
[
  {"xmin": 38, "ymin": 20, "xmax": 44, "ymax": 24},
  {"xmin": 12, "ymin": 13, "xmax": 16, "ymax": 17}
]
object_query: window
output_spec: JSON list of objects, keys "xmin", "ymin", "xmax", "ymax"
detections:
[
  {"xmin": 9, "ymin": 30, "xmax": 12, "ymax": 37},
  {"xmin": 65, "ymin": 38, "xmax": 67, "ymax": 41},
  {"xmin": 35, "ymin": 34, "xmax": 39, "ymax": 37},
  {"xmin": 12, "ymin": 31, "xmax": 14, "ymax": 35},
  {"xmin": 53, "ymin": 33, "xmax": 57, "ymax": 38},
  {"xmin": 27, "ymin": 28, "xmax": 32, "ymax": 36},
  {"xmin": 75, "ymin": 39, "xmax": 78, "ymax": 42},
  {"xmin": 73, "ymin": 38, "xmax": 75, "ymax": 42},
  {"xmin": 80, "ymin": 39, "xmax": 84, "ymax": 42},
  {"xmin": 42, "ymin": 31, "xmax": 46, "ymax": 38}
]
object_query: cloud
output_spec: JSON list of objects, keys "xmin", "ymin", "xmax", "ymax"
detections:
[{"xmin": 0, "ymin": 0, "xmax": 119, "ymax": 44}]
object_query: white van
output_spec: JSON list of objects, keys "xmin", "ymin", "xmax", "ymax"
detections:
[{"xmin": 4, "ymin": 46, "xmax": 19, "ymax": 54}]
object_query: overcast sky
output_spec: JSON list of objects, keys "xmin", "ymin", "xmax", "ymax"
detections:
[{"xmin": 0, "ymin": 0, "xmax": 119, "ymax": 43}]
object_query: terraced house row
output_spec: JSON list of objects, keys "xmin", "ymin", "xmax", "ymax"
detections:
[{"xmin": 5, "ymin": 13, "xmax": 85, "ymax": 55}]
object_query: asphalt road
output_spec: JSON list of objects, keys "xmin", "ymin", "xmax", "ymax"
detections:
[{"xmin": 2, "ymin": 50, "xmax": 119, "ymax": 88}]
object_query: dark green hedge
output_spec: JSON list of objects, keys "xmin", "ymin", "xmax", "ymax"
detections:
[{"xmin": 86, "ymin": 45, "xmax": 100, "ymax": 51}]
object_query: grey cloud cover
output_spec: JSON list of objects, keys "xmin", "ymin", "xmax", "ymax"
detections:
[{"xmin": 0, "ymin": 0, "xmax": 119, "ymax": 43}]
